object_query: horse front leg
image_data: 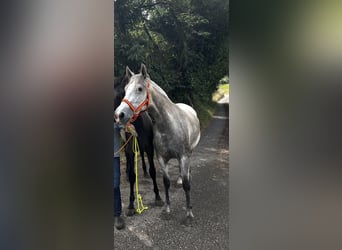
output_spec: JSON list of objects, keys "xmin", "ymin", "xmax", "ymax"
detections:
[
  {"xmin": 158, "ymin": 156, "xmax": 170, "ymax": 214},
  {"xmin": 140, "ymin": 150, "xmax": 149, "ymax": 178},
  {"xmin": 126, "ymin": 152, "xmax": 136, "ymax": 216},
  {"xmin": 147, "ymin": 150, "xmax": 164, "ymax": 206},
  {"xmin": 137, "ymin": 138, "xmax": 149, "ymax": 177},
  {"xmin": 180, "ymin": 156, "xmax": 193, "ymax": 219},
  {"xmin": 125, "ymin": 159, "xmax": 129, "ymax": 182}
]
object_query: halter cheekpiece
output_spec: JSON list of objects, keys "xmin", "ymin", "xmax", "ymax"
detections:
[{"xmin": 122, "ymin": 79, "xmax": 151, "ymax": 123}]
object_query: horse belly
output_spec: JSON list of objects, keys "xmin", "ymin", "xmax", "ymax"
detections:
[{"xmin": 154, "ymin": 131, "xmax": 183, "ymax": 160}]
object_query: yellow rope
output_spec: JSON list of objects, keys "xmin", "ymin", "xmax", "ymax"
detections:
[
  {"xmin": 113, "ymin": 133, "xmax": 134, "ymax": 156},
  {"xmin": 133, "ymin": 136, "xmax": 148, "ymax": 214}
]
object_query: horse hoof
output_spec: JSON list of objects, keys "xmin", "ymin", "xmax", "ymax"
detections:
[
  {"xmin": 176, "ymin": 177, "xmax": 183, "ymax": 188},
  {"xmin": 161, "ymin": 210, "xmax": 171, "ymax": 220},
  {"xmin": 126, "ymin": 208, "xmax": 136, "ymax": 217},
  {"xmin": 164, "ymin": 205, "xmax": 170, "ymax": 214},
  {"xmin": 186, "ymin": 210, "xmax": 194, "ymax": 218},
  {"xmin": 182, "ymin": 216, "xmax": 193, "ymax": 227},
  {"xmin": 155, "ymin": 199, "xmax": 164, "ymax": 207}
]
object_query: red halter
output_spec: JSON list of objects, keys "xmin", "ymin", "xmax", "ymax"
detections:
[{"xmin": 121, "ymin": 79, "xmax": 151, "ymax": 123}]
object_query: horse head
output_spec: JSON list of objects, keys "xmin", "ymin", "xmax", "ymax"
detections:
[{"xmin": 114, "ymin": 64, "xmax": 151, "ymax": 125}]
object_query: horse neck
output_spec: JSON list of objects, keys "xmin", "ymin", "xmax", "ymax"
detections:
[{"xmin": 148, "ymin": 82, "xmax": 175, "ymax": 125}]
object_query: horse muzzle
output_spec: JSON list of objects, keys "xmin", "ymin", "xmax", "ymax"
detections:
[
  {"xmin": 114, "ymin": 104, "xmax": 133, "ymax": 125},
  {"xmin": 114, "ymin": 113, "xmax": 120, "ymax": 124}
]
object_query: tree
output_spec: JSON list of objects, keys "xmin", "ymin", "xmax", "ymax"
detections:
[{"xmin": 114, "ymin": 0, "xmax": 229, "ymax": 106}]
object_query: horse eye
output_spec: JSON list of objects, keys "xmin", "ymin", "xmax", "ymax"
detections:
[{"xmin": 137, "ymin": 87, "xmax": 143, "ymax": 92}]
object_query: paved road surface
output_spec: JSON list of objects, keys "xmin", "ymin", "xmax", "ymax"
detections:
[
  {"xmin": 114, "ymin": 99, "xmax": 229, "ymax": 250},
  {"xmin": 218, "ymin": 94, "xmax": 229, "ymax": 104}
]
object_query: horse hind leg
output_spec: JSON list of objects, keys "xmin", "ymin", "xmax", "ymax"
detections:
[
  {"xmin": 147, "ymin": 150, "xmax": 164, "ymax": 206},
  {"xmin": 180, "ymin": 156, "xmax": 194, "ymax": 219}
]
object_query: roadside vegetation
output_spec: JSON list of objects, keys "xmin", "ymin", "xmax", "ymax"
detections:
[{"xmin": 115, "ymin": 0, "xmax": 229, "ymax": 129}]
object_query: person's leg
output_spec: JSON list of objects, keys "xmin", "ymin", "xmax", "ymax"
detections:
[
  {"xmin": 114, "ymin": 157, "xmax": 122, "ymax": 217},
  {"xmin": 114, "ymin": 157, "xmax": 125, "ymax": 229}
]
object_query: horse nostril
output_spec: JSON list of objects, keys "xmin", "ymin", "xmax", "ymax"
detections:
[{"xmin": 119, "ymin": 112, "xmax": 125, "ymax": 119}]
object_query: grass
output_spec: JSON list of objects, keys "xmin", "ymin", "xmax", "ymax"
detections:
[
  {"xmin": 194, "ymin": 82, "xmax": 229, "ymax": 130},
  {"xmin": 194, "ymin": 99, "xmax": 216, "ymax": 131},
  {"xmin": 212, "ymin": 84, "xmax": 229, "ymax": 102}
]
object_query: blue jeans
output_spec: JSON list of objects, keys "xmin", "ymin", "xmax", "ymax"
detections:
[{"xmin": 114, "ymin": 157, "xmax": 122, "ymax": 217}]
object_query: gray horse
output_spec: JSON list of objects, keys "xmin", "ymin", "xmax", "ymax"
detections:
[{"xmin": 114, "ymin": 64, "xmax": 201, "ymax": 220}]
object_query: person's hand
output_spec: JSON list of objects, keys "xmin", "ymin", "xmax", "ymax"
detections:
[
  {"xmin": 126, "ymin": 124, "xmax": 138, "ymax": 137},
  {"xmin": 119, "ymin": 128, "xmax": 126, "ymax": 142}
]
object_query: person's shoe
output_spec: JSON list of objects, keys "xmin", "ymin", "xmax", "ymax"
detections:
[{"xmin": 114, "ymin": 216, "xmax": 125, "ymax": 230}]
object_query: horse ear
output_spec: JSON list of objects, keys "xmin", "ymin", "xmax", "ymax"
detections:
[
  {"xmin": 140, "ymin": 63, "xmax": 148, "ymax": 79},
  {"xmin": 126, "ymin": 66, "xmax": 134, "ymax": 79}
]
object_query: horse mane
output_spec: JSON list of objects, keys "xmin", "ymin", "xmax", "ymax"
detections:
[
  {"xmin": 116, "ymin": 74, "xmax": 171, "ymax": 104},
  {"xmin": 150, "ymin": 80, "xmax": 172, "ymax": 101}
]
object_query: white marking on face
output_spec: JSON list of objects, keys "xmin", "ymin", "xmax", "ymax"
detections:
[
  {"xmin": 114, "ymin": 75, "xmax": 148, "ymax": 124},
  {"xmin": 124, "ymin": 77, "xmax": 146, "ymax": 108}
]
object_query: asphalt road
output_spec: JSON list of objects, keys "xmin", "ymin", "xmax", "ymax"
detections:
[{"xmin": 114, "ymin": 97, "xmax": 229, "ymax": 250}]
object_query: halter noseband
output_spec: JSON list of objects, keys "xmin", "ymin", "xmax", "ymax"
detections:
[{"xmin": 121, "ymin": 79, "xmax": 151, "ymax": 123}]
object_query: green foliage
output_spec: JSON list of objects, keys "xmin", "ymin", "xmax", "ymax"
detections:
[
  {"xmin": 220, "ymin": 76, "xmax": 229, "ymax": 85},
  {"xmin": 212, "ymin": 83, "xmax": 229, "ymax": 102},
  {"xmin": 114, "ymin": 0, "xmax": 229, "ymax": 120}
]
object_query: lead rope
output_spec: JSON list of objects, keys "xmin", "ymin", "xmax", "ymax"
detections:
[
  {"xmin": 113, "ymin": 133, "xmax": 134, "ymax": 156},
  {"xmin": 133, "ymin": 135, "xmax": 148, "ymax": 214}
]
